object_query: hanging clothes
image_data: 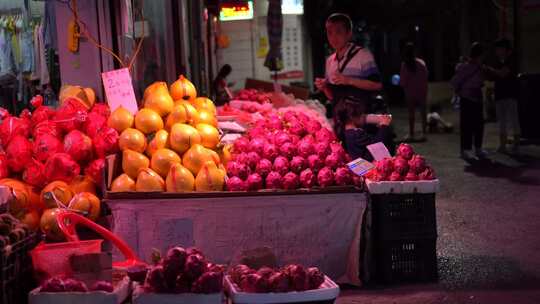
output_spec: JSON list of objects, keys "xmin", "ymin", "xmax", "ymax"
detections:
[
  {"xmin": 43, "ymin": 1, "xmax": 57, "ymax": 50},
  {"xmin": 37, "ymin": 22, "xmax": 49, "ymax": 86},
  {"xmin": 20, "ymin": 27, "xmax": 34, "ymax": 73},
  {"xmin": 0, "ymin": 27, "xmax": 14, "ymax": 75}
]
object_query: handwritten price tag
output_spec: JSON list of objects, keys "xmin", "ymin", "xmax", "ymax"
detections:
[
  {"xmin": 101, "ymin": 68, "xmax": 138, "ymax": 115},
  {"xmin": 367, "ymin": 142, "xmax": 391, "ymax": 161}
]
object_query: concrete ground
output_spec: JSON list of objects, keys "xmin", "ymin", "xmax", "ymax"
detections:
[{"xmin": 338, "ymin": 105, "xmax": 540, "ymax": 303}]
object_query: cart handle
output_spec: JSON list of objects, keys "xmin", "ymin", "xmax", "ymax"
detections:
[{"xmin": 57, "ymin": 210, "xmax": 143, "ymax": 268}]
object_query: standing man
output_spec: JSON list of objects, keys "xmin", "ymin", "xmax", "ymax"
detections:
[
  {"xmin": 314, "ymin": 13, "xmax": 382, "ymax": 132},
  {"xmin": 485, "ymin": 38, "xmax": 520, "ymax": 154}
]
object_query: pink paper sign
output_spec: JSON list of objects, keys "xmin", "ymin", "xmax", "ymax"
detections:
[{"xmin": 101, "ymin": 68, "xmax": 139, "ymax": 115}]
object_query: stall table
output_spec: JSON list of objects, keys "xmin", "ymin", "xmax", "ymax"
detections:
[{"xmin": 105, "ymin": 188, "xmax": 366, "ymax": 286}]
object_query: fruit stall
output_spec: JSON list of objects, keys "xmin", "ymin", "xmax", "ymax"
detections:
[{"xmin": 0, "ymin": 75, "xmax": 439, "ymax": 303}]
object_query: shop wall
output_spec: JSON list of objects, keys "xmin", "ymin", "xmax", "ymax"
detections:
[
  {"xmin": 520, "ymin": 9, "xmax": 540, "ymax": 73},
  {"xmin": 54, "ymin": 0, "xmax": 104, "ymax": 99}
]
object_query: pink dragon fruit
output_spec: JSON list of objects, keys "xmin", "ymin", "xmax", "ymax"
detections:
[
  {"xmin": 307, "ymin": 154, "xmax": 324, "ymax": 172},
  {"xmin": 418, "ymin": 166, "xmax": 436, "ymax": 180},
  {"xmin": 273, "ymin": 156, "xmax": 290, "ymax": 176},
  {"xmin": 290, "ymin": 156, "xmax": 307, "ymax": 174},
  {"xmin": 226, "ymin": 161, "xmax": 249, "ymax": 180},
  {"xmin": 299, "ymin": 168, "xmax": 316, "ymax": 188},
  {"xmin": 306, "ymin": 120, "xmax": 322, "ymax": 133},
  {"xmin": 250, "ymin": 137, "xmax": 267, "ymax": 154},
  {"xmin": 396, "ymin": 143, "xmax": 414, "ymax": 160},
  {"xmin": 233, "ymin": 152, "xmax": 249, "ymax": 165},
  {"xmin": 279, "ymin": 142, "xmax": 297, "ymax": 159},
  {"xmin": 330, "ymin": 142, "xmax": 346, "ymax": 156},
  {"xmin": 315, "ymin": 142, "xmax": 331, "ymax": 159},
  {"xmin": 317, "ymin": 167, "xmax": 334, "ymax": 187},
  {"xmin": 409, "ymin": 154, "xmax": 427, "ymax": 174},
  {"xmin": 233, "ymin": 137, "xmax": 250, "ymax": 153},
  {"xmin": 263, "ymin": 143, "xmax": 279, "ymax": 161},
  {"xmin": 247, "ymin": 152, "xmax": 261, "ymax": 170},
  {"xmin": 246, "ymin": 173, "xmax": 263, "ymax": 191},
  {"xmin": 274, "ymin": 131, "xmax": 291, "ymax": 147},
  {"xmin": 389, "ymin": 171, "xmax": 403, "ymax": 181},
  {"xmin": 315, "ymin": 128, "xmax": 336, "ymax": 143},
  {"xmin": 283, "ymin": 172, "xmax": 299, "ymax": 190},
  {"xmin": 268, "ymin": 116, "xmax": 283, "ymax": 130},
  {"xmin": 405, "ymin": 170, "xmax": 419, "ymax": 181},
  {"xmin": 256, "ymin": 159, "xmax": 273, "ymax": 177},
  {"xmin": 248, "ymin": 127, "xmax": 265, "ymax": 139},
  {"xmin": 297, "ymin": 140, "xmax": 315, "ymax": 158},
  {"xmin": 227, "ymin": 176, "xmax": 247, "ymax": 191},
  {"xmin": 325, "ymin": 153, "xmax": 342, "ymax": 170},
  {"xmin": 352, "ymin": 174, "xmax": 363, "ymax": 187},
  {"xmin": 334, "ymin": 167, "xmax": 352, "ymax": 186},
  {"xmin": 288, "ymin": 121, "xmax": 306, "ymax": 137},
  {"xmin": 393, "ymin": 157, "xmax": 409, "ymax": 175},
  {"xmin": 296, "ymin": 112, "xmax": 310, "ymax": 125},
  {"xmin": 301, "ymin": 134, "xmax": 315, "ymax": 145},
  {"xmin": 376, "ymin": 157, "xmax": 394, "ymax": 177},
  {"xmin": 265, "ymin": 171, "xmax": 283, "ymax": 189},
  {"xmin": 290, "ymin": 134, "xmax": 301, "ymax": 145},
  {"xmin": 283, "ymin": 111, "xmax": 297, "ymax": 123}
]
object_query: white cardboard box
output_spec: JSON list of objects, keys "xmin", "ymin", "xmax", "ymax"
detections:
[
  {"xmin": 28, "ymin": 276, "xmax": 130, "ymax": 304},
  {"xmin": 224, "ymin": 275, "xmax": 340, "ymax": 304},
  {"xmin": 365, "ymin": 179, "xmax": 440, "ymax": 194},
  {"xmin": 132, "ymin": 284, "xmax": 223, "ymax": 304}
]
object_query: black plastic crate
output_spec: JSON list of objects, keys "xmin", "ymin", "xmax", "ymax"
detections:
[
  {"xmin": 0, "ymin": 232, "xmax": 40, "ymax": 304},
  {"xmin": 369, "ymin": 193, "xmax": 437, "ymax": 240},
  {"xmin": 375, "ymin": 237, "xmax": 438, "ymax": 284}
]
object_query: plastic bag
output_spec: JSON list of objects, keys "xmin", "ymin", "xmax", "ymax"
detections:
[
  {"xmin": 0, "ymin": 116, "xmax": 31, "ymax": 146},
  {"xmin": 85, "ymin": 158, "xmax": 105, "ymax": 187},
  {"xmin": 83, "ymin": 111, "xmax": 107, "ymax": 139},
  {"xmin": 33, "ymin": 120, "xmax": 60, "ymax": 139},
  {"xmin": 33, "ymin": 134, "xmax": 64, "ymax": 162},
  {"xmin": 63, "ymin": 130, "xmax": 93, "ymax": 164},
  {"xmin": 6, "ymin": 135, "xmax": 33, "ymax": 173},
  {"xmin": 23, "ymin": 159, "xmax": 46, "ymax": 188},
  {"xmin": 44, "ymin": 153, "xmax": 81, "ymax": 183},
  {"xmin": 0, "ymin": 152, "xmax": 8, "ymax": 180},
  {"xmin": 31, "ymin": 105, "xmax": 56, "ymax": 127},
  {"xmin": 90, "ymin": 103, "xmax": 111, "ymax": 118},
  {"xmin": 53, "ymin": 98, "xmax": 88, "ymax": 134},
  {"xmin": 93, "ymin": 126, "xmax": 119, "ymax": 158}
]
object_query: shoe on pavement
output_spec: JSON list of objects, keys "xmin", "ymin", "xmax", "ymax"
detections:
[
  {"xmin": 475, "ymin": 148, "xmax": 489, "ymax": 159},
  {"xmin": 461, "ymin": 150, "xmax": 477, "ymax": 160}
]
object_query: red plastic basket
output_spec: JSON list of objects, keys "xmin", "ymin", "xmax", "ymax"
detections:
[{"xmin": 30, "ymin": 210, "xmax": 143, "ymax": 280}]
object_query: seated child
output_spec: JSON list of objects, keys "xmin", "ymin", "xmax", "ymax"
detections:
[{"xmin": 334, "ymin": 101, "xmax": 393, "ymax": 161}]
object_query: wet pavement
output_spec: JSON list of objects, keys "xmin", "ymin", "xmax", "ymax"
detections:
[{"xmin": 339, "ymin": 105, "xmax": 540, "ymax": 303}]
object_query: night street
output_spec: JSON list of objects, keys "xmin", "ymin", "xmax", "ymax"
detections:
[{"xmin": 339, "ymin": 105, "xmax": 540, "ymax": 303}]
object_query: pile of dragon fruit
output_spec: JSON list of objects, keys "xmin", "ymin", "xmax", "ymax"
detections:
[
  {"xmin": 39, "ymin": 277, "xmax": 113, "ymax": 293},
  {"xmin": 234, "ymin": 89, "xmax": 272, "ymax": 104},
  {"xmin": 229, "ymin": 264, "xmax": 325, "ymax": 293},
  {"xmin": 226, "ymin": 111, "xmax": 361, "ymax": 191},
  {"xmin": 366, "ymin": 143, "xmax": 436, "ymax": 182},
  {"xmin": 144, "ymin": 247, "xmax": 224, "ymax": 294}
]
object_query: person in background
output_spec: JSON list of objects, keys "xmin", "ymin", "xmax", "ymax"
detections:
[
  {"xmin": 212, "ymin": 64, "xmax": 233, "ymax": 106},
  {"xmin": 400, "ymin": 42, "xmax": 429, "ymax": 142},
  {"xmin": 334, "ymin": 100, "xmax": 392, "ymax": 161},
  {"xmin": 427, "ymin": 104, "xmax": 453, "ymax": 133},
  {"xmin": 484, "ymin": 38, "xmax": 520, "ymax": 154},
  {"xmin": 314, "ymin": 13, "xmax": 382, "ymax": 120},
  {"xmin": 451, "ymin": 42, "xmax": 487, "ymax": 160}
]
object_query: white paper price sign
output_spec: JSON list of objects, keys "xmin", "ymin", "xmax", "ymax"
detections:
[
  {"xmin": 101, "ymin": 68, "xmax": 138, "ymax": 115},
  {"xmin": 367, "ymin": 142, "xmax": 391, "ymax": 161}
]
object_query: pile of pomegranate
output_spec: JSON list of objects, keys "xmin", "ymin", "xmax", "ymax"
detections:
[
  {"xmin": 366, "ymin": 143, "xmax": 436, "ymax": 182},
  {"xmin": 229, "ymin": 264, "xmax": 325, "ymax": 293},
  {"xmin": 143, "ymin": 247, "xmax": 224, "ymax": 294},
  {"xmin": 226, "ymin": 111, "xmax": 361, "ymax": 191}
]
